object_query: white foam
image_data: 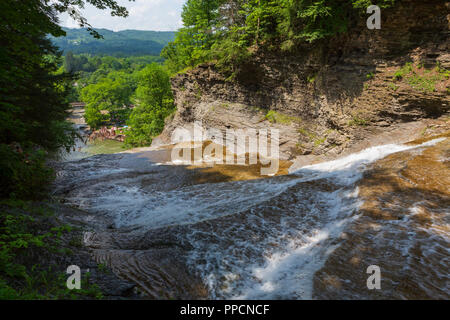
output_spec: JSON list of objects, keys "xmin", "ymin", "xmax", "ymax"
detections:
[
  {"xmin": 186, "ymin": 138, "xmax": 446, "ymax": 299},
  {"xmin": 108, "ymin": 178, "xmax": 297, "ymax": 228},
  {"xmin": 290, "ymin": 138, "xmax": 446, "ymax": 179}
]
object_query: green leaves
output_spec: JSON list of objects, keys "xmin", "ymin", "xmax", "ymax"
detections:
[
  {"xmin": 134, "ymin": 64, "xmax": 173, "ymax": 108},
  {"xmin": 352, "ymin": 0, "xmax": 396, "ymax": 10},
  {"xmin": 0, "ymin": 0, "xmax": 142, "ymax": 196},
  {"xmin": 125, "ymin": 64, "xmax": 175, "ymax": 147},
  {"xmin": 162, "ymin": 0, "xmax": 224, "ymax": 74},
  {"xmin": 81, "ymin": 74, "xmax": 135, "ymax": 129},
  {"xmin": 164, "ymin": 0, "xmax": 397, "ymax": 72},
  {"xmin": 0, "ymin": 144, "xmax": 54, "ymax": 200},
  {"xmin": 0, "ymin": 201, "xmax": 103, "ymax": 299}
]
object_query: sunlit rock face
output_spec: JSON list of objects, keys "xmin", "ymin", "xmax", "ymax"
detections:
[
  {"xmin": 158, "ymin": 0, "xmax": 449, "ymax": 164},
  {"xmin": 53, "ymin": 133, "xmax": 449, "ymax": 299}
]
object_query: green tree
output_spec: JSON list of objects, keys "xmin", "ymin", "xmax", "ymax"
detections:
[
  {"xmin": 162, "ymin": 0, "xmax": 223, "ymax": 74},
  {"xmin": 0, "ymin": 0, "xmax": 136, "ymax": 300},
  {"xmin": 0, "ymin": 0, "xmax": 134, "ymax": 199},
  {"xmin": 241, "ymin": 0, "xmax": 286, "ymax": 45},
  {"xmin": 125, "ymin": 64, "xmax": 175, "ymax": 147},
  {"xmin": 81, "ymin": 76, "xmax": 134, "ymax": 129}
]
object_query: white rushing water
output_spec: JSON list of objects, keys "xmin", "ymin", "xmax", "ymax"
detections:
[{"xmin": 56, "ymin": 138, "xmax": 447, "ymax": 299}]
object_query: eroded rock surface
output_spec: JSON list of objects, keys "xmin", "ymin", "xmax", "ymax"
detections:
[{"xmin": 156, "ymin": 0, "xmax": 449, "ymax": 163}]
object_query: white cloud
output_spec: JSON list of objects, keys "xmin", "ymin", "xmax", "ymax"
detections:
[{"xmin": 59, "ymin": 0, "xmax": 186, "ymax": 31}]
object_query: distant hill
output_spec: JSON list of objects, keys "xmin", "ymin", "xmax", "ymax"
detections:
[{"xmin": 50, "ymin": 27, "xmax": 175, "ymax": 56}]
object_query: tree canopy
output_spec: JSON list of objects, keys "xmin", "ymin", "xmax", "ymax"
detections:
[
  {"xmin": 0, "ymin": 0, "xmax": 134, "ymax": 197},
  {"xmin": 162, "ymin": 0, "xmax": 397, "ymax": 75},
  {"xmin": 125, "ymin": 64, "xmax": 175, "ymax": 147}
]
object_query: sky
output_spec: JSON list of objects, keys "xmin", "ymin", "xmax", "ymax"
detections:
[{"xmin": 59, "ymin": 0, "xmax": 185, "ymax": 32}]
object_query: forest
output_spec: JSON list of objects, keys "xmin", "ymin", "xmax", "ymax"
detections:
[
  {"xmin": 61, "ymin": 53, "xmax": 170, "ymax": 145},
  {"xmin": 50, "ymin": 27, "xmax": 175, "ymax": 56},
  {"xmin": 59, "ymin": 53, "xmax": 174, "ymax": 147}
]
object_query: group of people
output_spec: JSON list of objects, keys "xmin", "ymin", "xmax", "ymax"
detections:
[{"xmin": 89, "ymin": 126, "xmax": 126, "ymax": 142}]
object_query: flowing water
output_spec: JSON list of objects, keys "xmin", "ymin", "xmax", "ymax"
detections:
[
  {"xmin": 59, "ymin": 131, "xmax": 126, "ymax": 162},
  {"xmin": 62, "ymin": 106, "xmax": 127, "ymax": 162},
  {"xmin": 53, "ymin": 134, "xmax": 450, "ymax": 299}
]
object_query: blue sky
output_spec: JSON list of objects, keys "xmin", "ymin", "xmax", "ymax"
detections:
[{"xmin": 59, "ymin": 0, "xmax": 185, "ymax": 31}]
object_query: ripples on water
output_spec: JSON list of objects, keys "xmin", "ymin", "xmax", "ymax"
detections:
[{"xmin": 53, "ymin": 136, "xmax": 449, "ymax": 299}]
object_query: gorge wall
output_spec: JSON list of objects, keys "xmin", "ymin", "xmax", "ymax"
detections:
[{"xmin": 155, "ymin": 0, "xmax": 449, "ymax": 164}]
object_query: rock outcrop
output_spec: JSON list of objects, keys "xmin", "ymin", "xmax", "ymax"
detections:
[{"xmin": 155, "ymin": 0, "xmax": 449, "ymax": 165}]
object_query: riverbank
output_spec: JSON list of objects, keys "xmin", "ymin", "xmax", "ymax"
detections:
[{"xmin": 62, "ymin": 104, "xmax": 132, "ymax": 162}]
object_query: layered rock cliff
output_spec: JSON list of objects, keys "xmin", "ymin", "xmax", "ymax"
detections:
[{"xmin": 155, "ymin": 0, "xmax": 449, "ymax": 164}]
